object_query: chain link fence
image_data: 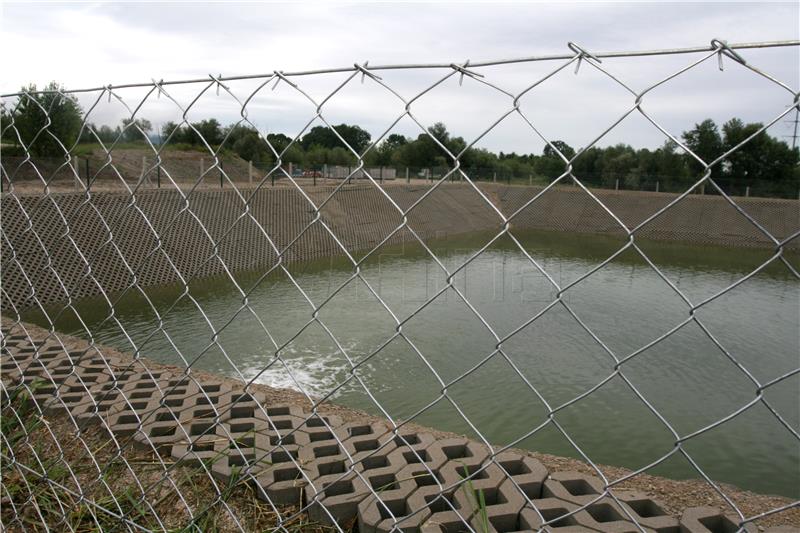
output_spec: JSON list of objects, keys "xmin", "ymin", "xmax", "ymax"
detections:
[{"xmin": 1, "ymin": 39, "xmax": 799, "ymax": 532}]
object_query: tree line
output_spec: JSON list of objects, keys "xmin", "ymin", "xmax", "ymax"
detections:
[{"xmin": 2, "ymin": 82, "xmax": 798, "ymax": 196}]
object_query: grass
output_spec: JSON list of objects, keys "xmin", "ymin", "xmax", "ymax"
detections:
[
  {"xmin": 0, "ymin": 382, "xmax": 340, "ymax": 532},
  {"xmin": 460, "ymin": 464, "xmax": 490, "ymax": 533}
]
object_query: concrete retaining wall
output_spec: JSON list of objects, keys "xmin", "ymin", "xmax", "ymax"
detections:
[{"xmin": 2, "ymin": 183, "xmax": 797, "ymax": 311}]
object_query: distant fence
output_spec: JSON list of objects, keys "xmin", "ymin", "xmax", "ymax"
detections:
[
  {"xmin": 1, "ymin": 39, "xmax": 799, "ymax": 532},
  {"xmin": 4, "ymin": 154, "xmax": 796, "ymax": 199}
]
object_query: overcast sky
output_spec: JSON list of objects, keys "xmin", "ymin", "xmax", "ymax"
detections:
[{"xmin": 1, "ymin": 1, "xmax": 798, "ymax": 154}]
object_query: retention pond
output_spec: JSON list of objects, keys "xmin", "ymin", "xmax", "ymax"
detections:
[{"xmin": 25, "ymin": 230, "xmax": 799, "ymax": 498}]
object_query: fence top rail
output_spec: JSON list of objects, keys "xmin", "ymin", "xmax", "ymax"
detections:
[{"xmin": 2, "ymin": 39, "xmax": 798, "ymax": 98}]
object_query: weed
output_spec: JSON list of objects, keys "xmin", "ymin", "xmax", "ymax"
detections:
[{"xmin": 461, "ymin": 464, "xmax": 490, "ymax": 533}]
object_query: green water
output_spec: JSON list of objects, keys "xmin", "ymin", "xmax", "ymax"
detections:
[{"xmin": 25, "ymin": 230, "xmax": 800, "ymax": 497}]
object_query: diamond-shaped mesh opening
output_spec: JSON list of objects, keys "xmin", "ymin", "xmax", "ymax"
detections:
[{"xmin": 2, "ymin": 39, "xmax": 799, "ymax": 532}]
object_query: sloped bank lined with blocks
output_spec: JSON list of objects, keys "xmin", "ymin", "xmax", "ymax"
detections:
[
  {"xmin": 1, "ymin": 320, "xmax": 796, "ymax": 532},
  {"xmin": 2, "ymin": 183, "xmax": 797, "ymax": 311}
]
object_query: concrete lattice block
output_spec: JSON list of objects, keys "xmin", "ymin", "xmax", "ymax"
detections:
[
  {"xmin": 518, "ymin": 497, "xmax": 583, "ymax": 530},
  {"xmin": 252, "ymin": 404, "xmax": 312, "ymax": 449},
  {"xmin": 680, "ymin": 507, "xmax": 756, "ymax": 533},
  {"xmin": 357, "ymin": 461, "xmax": 423, "ymax": 533},
  {"xmin": 306, "ymin": 469, "xmax": 371, "ymax": 527},
  {"xmin": 386, "ymin": 432, "xmax": 444, "ymax": 473},
  {"xmin": 299, "ymin": 431, "xmax": 348, "ymax": 478},
  {"xmin": 572, "ymin": 498, "xmax": 656, "ymax": 533},
  {"xmin": 336, "ymin": 421, "xmax": 392, "ymax": 457},
  {"xmin": 411, "ymin": 483, "xmax": 473, "ymax": 533},
  {"xmin": 388, "ymin": 430, "xmax": 437, "ymax": 453},
  {"xmin": 295, "ymin": 411, "xmax": 344, "ymax": 434},
  {"xmin": 255, "ymin": 458, "xmax": 311, "ymax": 506},
  {"xmin": 70, "ymin": 382, "xmax": 128, "ymax": 425},
  {"xmin": 520, "ymin": 494, "xmax": 677, "ymax": 533},
  {"xmin": 144, "ymin": 380, "xmax": 209, "ymax": 414},
  {"xmin": 170, "ymin": 431, "xmax": 229, "ymax": 469},
  {"xmin": 390, "ymin": 445, "xmax": 491, "ymax": 533},
  {"xmin": 493, "ymin": 452, "xmax": 549, "ymax": 502},
  {"xmin": 352, "ymin": 439, "xmax": 405, "ymax": 477},
  {"xmin": 423, "ymin": 438, "xmax": 491, "ymax": 494},
  {"xmin": 40, "ymin": 374, "xmax": 111, "ymax": 416},
  {"xmin": 542, "ymin": 470, "xmax": 606, "ymax": 505},
  {"xmin": 209, "ymin": 434, "xmax": 274, "ymax": 484},
  {"xmin": 464, "ymin": 478, "xmax": 530, "ymax": 533},
  {"xmin": 616, "ymin": 491, "xmax": 680, "ymax": 533},
  {"xmin": 104, "ymin": 398, "xmax": 159, "ymax": 437},
  {"xmin": 252, "ymin": 402, "xmax": 304, "ymax": 420},
  {"xmin": 433, "ymin": 438, "xmax": 491, "ymax": 469},
  {"xmin": 132, "ymin": 399, "xmax": 199, "ymax": 452},
  {"xmin": 371, "ymin": 465, "xmax": 451, "ymax": 532}
]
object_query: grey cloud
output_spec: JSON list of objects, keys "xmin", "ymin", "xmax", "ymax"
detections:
[{"xmin": 2, "ymin": 2, "xmax": 797, "ymax": 153}]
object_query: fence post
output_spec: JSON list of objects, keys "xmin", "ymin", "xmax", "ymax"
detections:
[
  {"xmin": 313, "ymin": 168, "xmax": 317, "ymax": 187},
  {"xmin": 288, "ymin": 162, "xmax": 293, "ymax": 179},
  {"xmin": 249, "ymin": 160, "xmax": 253, "ymax": 185},
  {"xmin": 745, "ymin": 186, "xmax": 750, "ymax": 197},
  {"xmin": 656, "ymin": 181, "xmax": 659, "ymax": 193},
  {"xmin": 157, "ymin": 164, "xmax": 161, "ymax": 188},
  {"xmin": 73, "ymin": 155, "xmax": 81, "ymax": 190},
  {"xmin": 406, "ymin": 167, "xmax": 409, "ymax": 183},
  {"xmin": 493, "ymin": 172, "xmax": 496, "ymax": 183},
  {"xmin": 380, "ymin": 166, "xmax": 383, "ymax": 183},
  {"xmin": 615, "ymin": 178, "xmax": 619, "ymax": 191},
  {"xmin": 700, "ymin": 184, "xmax": 705, "ymax": 195},
  {"xmin": 200, "ymin": 157, "xmax": 204, "ymax": 177},
  {"xmin": 323, "ymin": 163, "xmax": 328, "ymax": 183},
  {"xmin": 219, "ymin": 159, "xmax": 223, "ymax": 188}
]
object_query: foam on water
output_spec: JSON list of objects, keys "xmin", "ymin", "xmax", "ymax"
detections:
[{"xmin": 243, "ymin": 341, "xmax": 360, "ymax": 398}]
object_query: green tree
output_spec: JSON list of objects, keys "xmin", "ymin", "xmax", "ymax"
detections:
[
  {"xmin": 121, "ymin": 118, "xmax": 152, "ymax": 143},
  {"xmin": 682, "ymin": 119, "xmax": 723, "ymax": 180},
  {"xmin": 228, "ymin": 125, "xmax": 271, "ymax": 162},
  {"xmin": 162, "ymin": 121, "xmax": 185, "ymax": 143},
  {"xmin": 282, "ymin": 143, "xmax": 305, "ymax": 164},
  {"xmin": 305, "ymin": 144, "xmax": 328, "ymax": 166},
  {"xmin": 543, "ymin": 140, "xmax": 576, "ymax": 160},
  {"xmin": 8, "ymin": 82, "xmax": 83, "ymax": 156},
  {"xmin": 300, "ymin": 124, "xmax": 371, "ymax": 153},
  {"xmin": 373, "ymin": 134, "xmax": 408, "ymax": 165},
  {"xmin": 650, "ymin": 141, "xmax": 688, "ymax": 190},
  {"xmin": 327, "ymin": 146, "xmax": 355, "ymax": 166},
  {"xmin": 396, "ymin": 123, "xmax": 458, "ymax": 168},
  {"xmin": 266, "ymin": 133, "xmax": 292, "ymax": 154},
  {"xmin": 599, "ymin": 144, "xmax": 637, "ymax": 188},
  {"xmin": 537, "ymin": 140, "xmax": 575, "ymax": 180},
  {"xmin": 721, "ymin": 118, "xmax": 799, "ymax": 194},
  {"xmin": 189, "ymin": 118, "xmax": 223, "ymax": 146}
]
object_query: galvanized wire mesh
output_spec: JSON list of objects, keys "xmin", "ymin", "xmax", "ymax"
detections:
[{"xmin": 1, "ymin": 39, "xmax": 799, "ymax": 533}]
